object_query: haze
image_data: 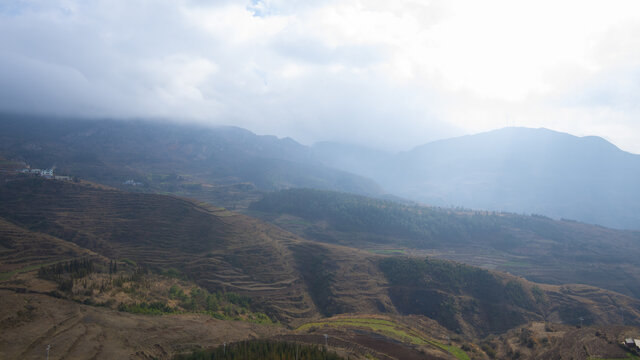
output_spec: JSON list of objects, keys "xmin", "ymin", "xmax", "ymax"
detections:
[
  {"xmin": 4, "ymin": 2, "xmax": 640, "ymax": 356},
  {"xmin": 2, "ymin": 0, "xmax": 640, "ymax": 152}
]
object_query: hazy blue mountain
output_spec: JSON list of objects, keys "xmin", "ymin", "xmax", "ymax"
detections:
[
  {"xmin": 4, "ymin": 115, "xmax": 638, "ymax": 229},
  {"xmin": 315, "ymin": 127, "xmax": 640, "ymax": 230},
  {"xmin": 0, "ymin": 114, "xmax": 383, "ymax": 196}
]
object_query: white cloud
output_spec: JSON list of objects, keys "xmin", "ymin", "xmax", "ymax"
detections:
[
  {"xmin": 145, "ymin": 55, "xmax": 218, "ymax": 103},
  {"xmin": 1, "ymin": 0, "xmax": 640, "ymax": 153}
]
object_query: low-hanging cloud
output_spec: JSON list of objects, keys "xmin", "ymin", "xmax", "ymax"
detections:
[{"xmin": 1, "ymin": 0, "xmax": 640, "ymax": 152}]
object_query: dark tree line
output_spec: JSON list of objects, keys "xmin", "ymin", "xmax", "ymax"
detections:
[
  {"xmin": 38, "ymin": 258, "xmax": 95, "ymax": 280},
  {"xmin": 38, "ymin": 258, "xmax": 96, "ymax": 292},
  {"xmin": 109, "ymin": 260, "xmax": 118, "ymax": 274},
  {"xmin": 173, "ymin": 340, "xmax": 344, "ymax": 360}
]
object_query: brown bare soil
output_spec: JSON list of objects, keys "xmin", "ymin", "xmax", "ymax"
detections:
[
  {"xmin": 0, "ymin": 217, "xmax": 100, "ymax": 274},
  {"xmin": 489, "ymin": 321, "xmax": 640, "ymax": 359},
  {"xmin": 0, "ymin": 290, "xmax": 286, "ymax": 360}
]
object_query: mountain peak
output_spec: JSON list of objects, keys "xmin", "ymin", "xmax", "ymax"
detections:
[{"xmin": 373, "ymin": 127, "xmax": 640, "ymax": 230}]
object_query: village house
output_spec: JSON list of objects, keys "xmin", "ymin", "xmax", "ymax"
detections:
[
  {"xmin": 19, "ymin": 167, "xmax": 65, "ymax": 179},
  {"xmin": 41, "ymin": 169, "xmax": 53, "ymax": 178},
  {"xmin": 624, "ymin": 338, "xmax": 640, "ymax": 349},
  {"xmin": 123, "ymin": 179, "xmax": 142, "ymax": 186}
]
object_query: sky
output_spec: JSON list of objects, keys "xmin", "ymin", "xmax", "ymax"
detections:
[{"xmin": 1, "ymin": 0, "xmax": 640, "ymax": 153}]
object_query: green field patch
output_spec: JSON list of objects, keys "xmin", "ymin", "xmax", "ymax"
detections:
[
  {"xmin": 298, "ymin": 318, "xmax": 425, "ymax": 344},
  {"xmin": 296, "ymin": 317, "xmax": 469, "ymax": 360},
  {"xmin": 120, "ymin": 258, "xmax": 137, "ymax": 267}
]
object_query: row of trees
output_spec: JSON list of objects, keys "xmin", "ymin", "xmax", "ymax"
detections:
[
  {"xmin": 38, "ymin": 258, "xmax": 95, "ymax": 279},
  {"xmin": 174, "ymin": 340, "xmax": 344, "ymax": 360},
  {"xmin": 38, "ymin": 258, "xmax": 96, "ymax": 291}
]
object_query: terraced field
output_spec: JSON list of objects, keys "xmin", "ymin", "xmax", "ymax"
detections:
[
  {"xmin": 2, "ymin": 177, "xmax": 640, "ymax": 359},
  {"xmin": 0, "ymin": 179, "xmax": 403, "ymax": 325},
  {"xmin": 0, "ymin": 217, "xmax": 100, "ymax": 276},
  {"xmin": 295, "ymin": 315, "xmax": 469, "ymax": 360},
  {"xmin": 0, "ymin": 289, "xmax": 286, "ymax": 359},
  {"xmin": 0, "ymin": 178, "xmax": 324, "ymax": 322}
]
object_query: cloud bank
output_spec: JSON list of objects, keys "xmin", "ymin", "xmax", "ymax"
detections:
[{"xmin": 1, "ymin": 0, "xmax": 640, "ymax": 152}]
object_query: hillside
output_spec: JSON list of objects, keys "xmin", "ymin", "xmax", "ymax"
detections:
[
  {"xmin": 0, "ymin": 177, "xmax": 410, "ymax": 323},
  {"xmin": 2, "ymin": 177, "xmax": 640, "ymax": 358},
  {"xmin": 0, "ymin": 177, "xmax": 321, "ymax": 322},
  {"xmin": 0, "ymin": 288, "xmax": 288, "ymax": 359},
  {"xmin": 0, "ymin": 114, "xmax": 382, "ymax": 207},
  {"xmin": 0, "ymin": 217, "xmax": 100, "ymax": 275},
  {"xmin": 489, "ymin": 322, "xmax": 640, "ymax": 359},
  {"xmin": 314, "ymin": 127, "xmax": 640, "ymax": 230},
  {"xmin": 249, "ymin": 188, "xmax": 640, "ymax": 299}
]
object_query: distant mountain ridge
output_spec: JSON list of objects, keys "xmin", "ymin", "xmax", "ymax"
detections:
[
  {"xmin": 3, "ymin": 114, "xmax": 638, "ymax": 229},
  {"xmin": 0, "ymin": 114, "xmax": 383, "ymax": 198},
  {"xmin": 314, "ymin": 127, "xmax": 640, "ymax": 230}
]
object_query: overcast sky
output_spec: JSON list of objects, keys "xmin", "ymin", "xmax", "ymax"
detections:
[{"xmin": 1, "ymin": 0, "xmax": 640, "ymax": 152}]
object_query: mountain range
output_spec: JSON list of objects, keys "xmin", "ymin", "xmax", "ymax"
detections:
[
  {"xmin": 0, "ymin": 114, "xmax": 382, "ymax": 201},
  {"xmin": 2, "ymin": 115, "xmax": 640, "ymax": 359},
  {"xmin": 314, "ymin": 127, "xmax": 640, "ymax": 230},
  {"xmin": 2, "ymin": 115, "xmax": 639, "ymax": 230}
]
